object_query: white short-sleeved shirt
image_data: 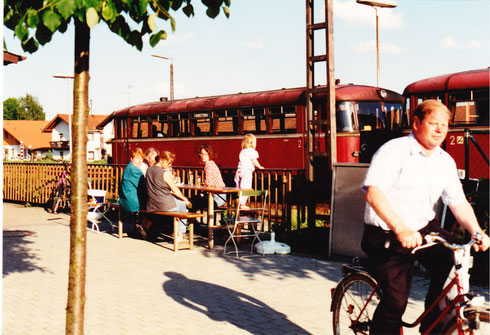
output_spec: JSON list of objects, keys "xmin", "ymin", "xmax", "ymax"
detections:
[
  {"xmin": 237, "ymin": 148, "xmax": 259, "ymax": 171},
  {"xmin": 361, "ymin": 133, "xmax": 466, "ymax": 231}
]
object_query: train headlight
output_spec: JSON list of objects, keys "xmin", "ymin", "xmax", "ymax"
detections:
[{"xmin": 378, "ymin": 89, "xmax": 388, "ymax": 99}]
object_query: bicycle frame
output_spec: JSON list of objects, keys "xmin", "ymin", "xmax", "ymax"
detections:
[{"xmin": 335, "ymin": 233, "xmax": 485, "ymax": 335}]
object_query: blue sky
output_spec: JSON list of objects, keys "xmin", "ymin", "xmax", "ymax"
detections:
[{"xmin": 3, "ymin": 0, "xmax": 489, "ymax": 121}]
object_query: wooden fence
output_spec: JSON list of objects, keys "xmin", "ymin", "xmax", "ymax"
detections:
[{"xmin": 3, "ymin": 163, "xmax": 314, "ymax": 232}]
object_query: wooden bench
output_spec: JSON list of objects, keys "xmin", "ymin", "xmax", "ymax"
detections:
[{"xmin": 110, "ymin": 203, "xmax": 205, "ymax": 252}]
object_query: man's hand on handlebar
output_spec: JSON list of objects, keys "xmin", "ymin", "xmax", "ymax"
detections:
[
  {"xmin": 396, "ymin": 228, "xmax": 423, "ymax": 249},
  {"xmin": 472, "ymin": 232, "xmax": 490, "ymax": 252}
]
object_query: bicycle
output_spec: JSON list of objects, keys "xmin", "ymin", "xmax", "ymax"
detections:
[
  {"xmin": 331, "ymin": 232, "xmax": 490, "ymax": 335},
  {"xmin": 47, "ymin": 161, "xmax": 71, "ymax": 214}
]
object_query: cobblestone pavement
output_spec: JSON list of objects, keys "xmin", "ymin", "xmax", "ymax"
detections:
[{"xmin": 3, "ymin": 202, "xmax": 488, "ymax": 334}]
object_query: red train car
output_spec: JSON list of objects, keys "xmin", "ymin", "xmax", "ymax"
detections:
[
  {"xmin": 99, "ymin": 84, "xmax": 404, "ymax": 172},
  {"xmin": 403, "ymin": 68, "xmax": 489, "ymax": 180}
]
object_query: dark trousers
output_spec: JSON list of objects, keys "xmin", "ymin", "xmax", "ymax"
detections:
[{"xmin": 361, "ymin": 221, "xmax": 454, "ymax": 335}]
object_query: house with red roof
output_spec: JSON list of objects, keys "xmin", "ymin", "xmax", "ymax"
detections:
[
  {"xmin": 42, "ymin": 114, "xmax": 113, "ymax": 161},
  {"xmin": 3, "ymin": 120, "xmax": 52, "ymax": 160}
]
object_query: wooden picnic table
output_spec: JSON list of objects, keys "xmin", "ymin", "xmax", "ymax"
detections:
[{"xmin": 179, "ymin": 184, "xmax": 250, "ymax": 249}]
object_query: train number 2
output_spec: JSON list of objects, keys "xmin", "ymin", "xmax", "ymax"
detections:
[{"xmin": 449, "ymin": 135, "xmax": 464, "ymax": 145}]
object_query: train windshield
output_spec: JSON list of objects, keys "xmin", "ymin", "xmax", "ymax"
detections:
[{"xmin": 337, "ymin": 101, "xmax": 404, "ymax": 132}]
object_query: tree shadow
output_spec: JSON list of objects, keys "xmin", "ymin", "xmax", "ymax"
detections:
[
  {"xmin": 163, "ymin": 272, "xmax": 313, "ymax": 335},
  {"xmin": 3, "ymin": 230, "xmax": 47, "ymax": 276}
]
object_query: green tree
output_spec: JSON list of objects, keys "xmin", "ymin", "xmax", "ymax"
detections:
[
  {"xmin": 18, "ymin": 93, "xmax": 46, "ymax": 120},
  {"xmin": 4, "ymin": 1, "xmax": 230, "ymax": 334},
  {"xmin": 3, "ymin": 97, "xmax": 20, "ymax": 120}
]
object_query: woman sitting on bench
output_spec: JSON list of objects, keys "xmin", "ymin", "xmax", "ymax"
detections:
[{"xmin": 146, "ymin": 151, "xmax": 192, "ymax": 241}]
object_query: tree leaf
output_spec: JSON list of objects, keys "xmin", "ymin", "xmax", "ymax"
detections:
[
  {"xmin": 182, "ymin": 4, "xmax": 194, "ymax": 17},
  {"xmin": 35, "ymin": 24, "xmax": 54, "ymax": 45},
  {"xmin": 127, "ymin": 30, "xmax": 143, "ymax": 50},
  {"xmin": 222, "ymin": 6, "xmax": 230, "ymax": 18},
  {"xmin": 55, "ymin": 0, "xmax": 76, "ymax": 20},
  {"xmin": 42, "ymin": 10, "xmax": 62, "ymax": 32},
  {"xmin": 170, "ymin": 16, "xmax": 175, "ymax": 32},
  {"xmin": 206, "ymin": 7, "xmax": 220, "ymax": 19},
  {"xmin": 149, "ymin": 30, "xmax": 167, "ymax": 47},
  {"xmin": 148, "ymin": 13, "xmax": 156, "ymax": 32},
  {"xmin": 86, "ymin": 7, "xmax": 99, "ymax": 28},
  {"xmin": 27, "ymin": 10, "xmax": 40, "ymax": 28},
  {"xmin": 102, "ymin": 1, "xmax": 116, "ymax": 21},
  {"xmin": 14, "ymin": 22, "xmax": 29, "ymax": 41},
  {"xmin": 224, "ymin": 0, "xmax": 231, "ymax": 7},
  {"xmin": 138, "ymin": 0, "xmax": 149, "ymax": 16},
  {"xmin": 171, "ymin": 0, "xmax": 183, "ymax": 11},
  {"xmin": 21, "ymin": 37, "xmax": 39, "ymax": 53}
]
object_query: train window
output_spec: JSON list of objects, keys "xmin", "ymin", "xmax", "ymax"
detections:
[
  {"xmin": 357, "ymin": 102, "xmax": 387, "ymax": 131},
  {"xmin": 269, "ymin": 106, "xmax": 297, "ymax": 133},
  {"xmin": 451, "ymin": 91, "xmax": 489, "ymax": 126},
  {"xmin": 168, "ymin": 113, "xmax": 190, "ymax": 137},
  {"xmin": 117, "ymin": 119, "xmax": 128, "ymax": 139},
  {"xmin": 336, "ymin": 102, "xmax": 356, "ymax": 132},
  {"xmin": 131, "ymin": 117, "xmax": 148, "ymax": 138},
  {"xmin": 193, "ymin": 112, "xmax": 212, "ymax": 136},
  {"xmin": 454, "ymin": 101, "xmax": 478, "ymax": 125},
  {"xmin": 216, "ymin": 110, "xmax": 238, "ymax": 135},
  {"xmin": 242, "ymin": 108, "xmax": 266, "ymax": 134},
  {"xmin": 150, "ymin": 116, "xmax": 167, "ymax": 137},
  {"xmin": 383, "ymin": 103, "xmax": 403, "ymax": 130}
]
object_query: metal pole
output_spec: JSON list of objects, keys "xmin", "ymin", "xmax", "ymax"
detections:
[
  {"xmin": 375, "ymin": 7, "xmax": 380, "ymax": 87},
  {"xmin": 53, "ymin": 74, "xmax": 74, "ymax": 162},
  {"xmin": 151, "ymin": 54, "xmax": 174, "ymax": 100},
  {"xmin": 169, "ymin": 60, "xmax": 174, "ymax": 100},
  {"xmin": 326, "ymin": 0, "xmax": 336, "ymax": 166}
]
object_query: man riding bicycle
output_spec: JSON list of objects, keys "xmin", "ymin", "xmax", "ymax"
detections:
[{"xmin": 360, "ymin": 99, "xmax": 490, "ymax": 334}]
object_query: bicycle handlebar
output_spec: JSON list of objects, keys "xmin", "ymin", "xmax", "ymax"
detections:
[{"xmin": 412, "ymin": 232, "xmax": 483, "ymax": 254}]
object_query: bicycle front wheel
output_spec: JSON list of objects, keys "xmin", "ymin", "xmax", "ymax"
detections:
[
  {"xmin": 332, "ymin": 273, "xmax": 381, "ymax": 335},
  {"xmin": 51, "ymin": 186, "xmax": 63, "ymax": 214},
  {"xmin": 443, "ymin": 307, "xmax": 490, "ymax": 335}
]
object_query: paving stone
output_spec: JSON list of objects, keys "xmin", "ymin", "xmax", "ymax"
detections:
[{"xmin": 3, "ymin": 202, "xmax": 488, "ymax": 335}]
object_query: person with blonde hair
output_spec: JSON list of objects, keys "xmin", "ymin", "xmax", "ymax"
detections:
[
  {"xmin": 234, "ymin": 133, "xmax": 264, "ymax": 209},
  {"xmin": 119, "ymin": 148, "xmax": 147, "ymax": 238},
  {"xmin": 146, "ymin": 151, "xmax": 192, "ymax": 241}
]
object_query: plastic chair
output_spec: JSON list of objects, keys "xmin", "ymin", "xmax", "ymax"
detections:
[
  {"xmin": 223, "ymin": 190, "xmax": 268, "ymax": 258},
  {"xmin": 87, "ymin": 189, "xmax": 113, "ymax": 233}
]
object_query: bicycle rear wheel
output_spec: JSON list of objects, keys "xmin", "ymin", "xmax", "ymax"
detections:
[
  {"xmin": 332, "ymin": 273, "xmax": 381, "ymax": 335},
  {"xmin": 442, "ymin": 307, "xmax": 490, "ymax": 335}
]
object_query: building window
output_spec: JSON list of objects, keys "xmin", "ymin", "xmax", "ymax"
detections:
[
  {"xmin": 88, "ymin": 151, "xmax": 95, "ymax": 161},
  {"xmin": 59, "ymin": 133, "xmax": 64, "ymax": 140}
]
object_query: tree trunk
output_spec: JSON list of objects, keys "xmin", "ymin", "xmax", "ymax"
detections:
[{"xmin": 66, "ymin": 19, "xmax": 90, "ymax": 335}]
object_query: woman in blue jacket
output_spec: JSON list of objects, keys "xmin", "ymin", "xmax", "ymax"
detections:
[{"xmin": 119, "ymin": 148, "xmax": 147, "ymax": 237}]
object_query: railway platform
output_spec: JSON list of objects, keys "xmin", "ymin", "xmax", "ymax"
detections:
[{"xmin": 3, "ymin": 202, "xmax": 489, "ymax": 335}]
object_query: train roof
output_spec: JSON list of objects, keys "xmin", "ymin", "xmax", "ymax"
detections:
[
  {"xmin": 98, "ymin": 84, "xmax": 402, "ymax": 128},
  {"xmin": 403, "ymin": 68, "xmax": 490, "ymax": 96}
]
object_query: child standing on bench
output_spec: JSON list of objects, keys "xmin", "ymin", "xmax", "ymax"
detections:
[{"xmin": 234, "ymin": 134, "xmax": 264, "ymax": 209}]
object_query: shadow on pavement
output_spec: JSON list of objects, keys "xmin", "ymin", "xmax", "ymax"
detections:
[
  {"xmin": 163, "ymin": 271, "xmax": 313, "ymax": 335},
  {"xmin": 3, "ymin": 230, "xmax": 46, "ymax": 276}
]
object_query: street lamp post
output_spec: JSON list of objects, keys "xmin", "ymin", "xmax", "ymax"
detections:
[
  {"xmin": 53, "ymin": 73, "xmax": 74, "ymax": 161},
  {"xmin": 151, "ymin": 54, "xmax": 174, "ymax": 100},
  {"xmin": 356, "ymin": 0, "xmax": 397, "ymax": 87}
]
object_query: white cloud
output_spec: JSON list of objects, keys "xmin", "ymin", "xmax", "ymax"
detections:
[
  {"xmin": 240, "ymin": 41, "xmax": 264, "ymax": 49},
  {"xmin": 440, "ymin": 36, "xmax": 482, "ymax": 50},
  {"xmin": 334, "ymin": 0, "xmax": 402, "ymax": 30},
  {"xmin": 351, "ymin": 40, "xmax": 405, "ymax": 54}
]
